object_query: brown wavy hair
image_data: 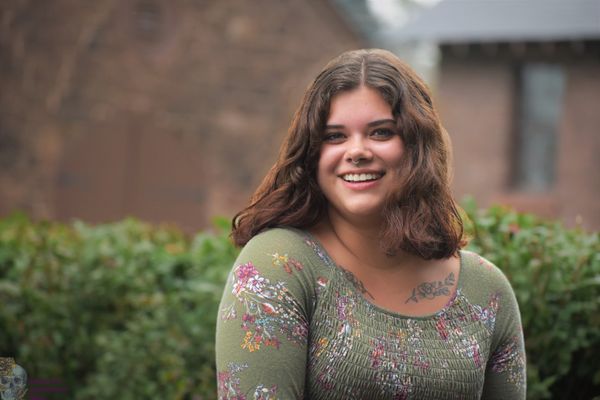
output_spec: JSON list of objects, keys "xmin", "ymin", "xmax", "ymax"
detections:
[{"xmin": 232, "ymin": 49, "xmax": 465, "ymax": 259}]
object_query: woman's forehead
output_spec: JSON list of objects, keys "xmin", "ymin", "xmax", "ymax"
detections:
[{"xmin": 326, "ymin": 86, "xmax": 393, "ymax": 126}]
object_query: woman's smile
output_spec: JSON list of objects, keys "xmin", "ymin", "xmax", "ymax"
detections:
[
  {"xmin": 339, "ymin": 170, "xmax": 385, "ymax": 192},
  {"xmin": 340, "ymin": 171, "xmax": 384, "ymax": 183}
]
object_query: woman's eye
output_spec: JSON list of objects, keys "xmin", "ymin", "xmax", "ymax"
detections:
[
  {"xmin": 371, "ymin": 128, "xmax": 394, "ymax": 139},
  {"xmin": 323, "ymin": 132, "xmax": 345, "ymax": 142}
]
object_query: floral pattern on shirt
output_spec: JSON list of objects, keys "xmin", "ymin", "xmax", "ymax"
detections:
[
  {"xmin": 218, "ymin": 363, "xmax": 280, "ymax": 400},
  {"xmin": 312, "ymin": 288, "xmax": 362, "ymax": 391},
  {"xmin": 218, "ymin": 363, "xmax": 248, "ymax": 400},
  {"xmin": 489, "ymin": 336, "xmax": 526, "ymax": 388},
  {"xmin": 270, "ymin": 252, "xmax": 303, "ymax": 274},
  {"xmin": 217, "ymin": 233, "xmax": 525, "ymax": 399},
  {"xmin": 304, "ymin": 238, "xmax": 328, "ymax": 264},
  {"xmin": 471, "ymin": 292, "xmax": 500, "ymax": 333},
  {"xmin": 252, "ymin": 384, "xmax": 278, "ymax": 400},
  {"xmin": 220, "ymin": 261, "xmax": 308, "ymax": 352},
  {"xmin": 355, "ymin": 290, "xmax": 502, "ymax": 396}
]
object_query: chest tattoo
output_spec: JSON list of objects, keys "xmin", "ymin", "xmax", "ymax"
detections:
[
  {"xmin": 341, "ymin": 268, "xmax": 376, "ymax": 300},
  {"xmin": 405, "ymin": 272, "xmax": 455, "ymax": 304}
]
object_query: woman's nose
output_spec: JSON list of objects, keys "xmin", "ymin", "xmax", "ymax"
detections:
[{"xmin": 345, "ymin": 137, "xmax": 373, "ymax": 164}]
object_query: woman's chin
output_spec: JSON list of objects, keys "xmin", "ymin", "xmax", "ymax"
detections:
[{"xmin": 329, "ymin": 204, "xmax": 384, "ymax": 224}]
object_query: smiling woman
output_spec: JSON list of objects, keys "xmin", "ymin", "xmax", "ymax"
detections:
[{"xmin": 216, "ymin": 49, "xmax": 526, "ymax": 400}]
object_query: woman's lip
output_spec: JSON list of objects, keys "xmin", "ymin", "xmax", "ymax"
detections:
[
  {"xmin": 340, "ymin": 177, "xmax": 381, "ymax": 190},
  {"xmin": 338, "ymin": 169, "xmax": 384, "ymax": 176}
]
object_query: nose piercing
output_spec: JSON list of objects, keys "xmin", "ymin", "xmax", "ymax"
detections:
[{"xmin": 352, "ymin": 159, "xmax": 361, "ymax": 166}]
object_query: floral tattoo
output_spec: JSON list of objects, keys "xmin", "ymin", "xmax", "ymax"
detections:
[
  {"xmin": 405, "ymin": 272, "xmax": 455, "ymax": 304},
  {"xmin": 341, "ymin": 268, "xmax": 376, "ymax": 300}
]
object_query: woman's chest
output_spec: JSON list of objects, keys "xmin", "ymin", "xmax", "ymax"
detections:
[{"xmin": 306, "ymin": 276, "xmax": 498, "ymax": 400}]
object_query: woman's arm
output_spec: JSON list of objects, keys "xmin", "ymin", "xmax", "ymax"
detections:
[
  {"xmin": 216, "ymin": 230, "xmax": 312, "ymax": 399},
  {"xmin": 481, "ymin": 268, "xmax": 527, "ymax": 399}
]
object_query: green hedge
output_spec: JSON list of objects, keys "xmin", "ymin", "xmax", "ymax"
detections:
[
  {"xmin": 0, "ymin": 213, "xmax": 237, "ymax": 399},
  {"xmin": 462, "ymin": 200, "xmax": 600, "ymax": 399},
  {"xmin": 0, "ymin": 205, "xmax": 598, "ymax": 399}
]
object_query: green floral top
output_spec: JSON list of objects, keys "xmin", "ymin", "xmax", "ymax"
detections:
[{"xmin": 216, "ymin": 228, "xmax": 526, "ymax": 399}]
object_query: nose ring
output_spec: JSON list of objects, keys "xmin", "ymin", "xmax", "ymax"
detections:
[{"xmin": 352, "ymin": 159, "xmax": 361, "ymax": 166}]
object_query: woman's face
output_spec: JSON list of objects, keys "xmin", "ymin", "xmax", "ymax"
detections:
[{"xmin": 317, "ymin": 85, "xmax": 404, "ymax": 224}]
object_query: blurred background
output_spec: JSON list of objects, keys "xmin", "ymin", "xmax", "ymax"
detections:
[
  {"xmin": 1, "ymin": 1, "xmax": 599, "ymax": 399},
  {"xmin": 1, "ymin": 0, "xmax": 598, "ymax": 232}
]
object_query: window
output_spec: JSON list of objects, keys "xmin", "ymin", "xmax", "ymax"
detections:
[{"xmin": 513, "ymin": 63, "xmax": 565, "ymax": 192}]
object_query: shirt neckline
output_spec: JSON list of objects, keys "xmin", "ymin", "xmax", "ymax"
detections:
[{"xmin": 300, "ymin": 228, "xmax": 466, "ymax": 320}]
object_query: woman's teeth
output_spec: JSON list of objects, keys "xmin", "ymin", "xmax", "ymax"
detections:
[{"xmin": 342, "ymin": 173, "xmax": 382, "ymax": 182}]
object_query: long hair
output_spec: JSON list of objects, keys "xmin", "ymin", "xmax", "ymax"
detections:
[{"xmin": 232, "ymin": 49, "xmax": 465, "ymax": 259}]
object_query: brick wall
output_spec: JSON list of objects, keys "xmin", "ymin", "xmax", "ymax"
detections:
[
  {"xmin": 0, "ymin": 0, "xmax": 362, "ymax": 230},
  {"xmin": 438, "ymin": 43, "xmax": 600, "ymax": 230}
]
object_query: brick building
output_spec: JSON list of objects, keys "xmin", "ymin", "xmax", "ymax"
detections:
[
  {"xmin": 0, "ymin": 0, "xmax": 362, "ymax": 231},
  {"xmin": 1, "ymin": 0, "xmax": 598, "ymax": 231},
  {"xmin": 388, "ymin": 0, "xmax": 600, "ymax": 230}
]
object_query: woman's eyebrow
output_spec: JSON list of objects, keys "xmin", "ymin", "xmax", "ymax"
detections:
[
  {"xmin": 325, "ymin": 119, "xmax": 396, "ymax": 130},
  {"xmin": 367, "ymin": 119, "xmax": 396, "ymax": 127}
]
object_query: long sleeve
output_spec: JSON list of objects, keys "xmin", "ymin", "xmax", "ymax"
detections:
[
  {"xmin": 481, "ymin": 265, "xmax": 527, "ymax": 400},
  {"xmin": 215, "ymin": 229, "xmax": 313, "ymax": 400}
]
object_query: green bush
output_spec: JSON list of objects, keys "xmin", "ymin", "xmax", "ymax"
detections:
[
  {"xmin": 0, "ymin": 213, "xmax": 238, "ymax": 399},
  {"xmin": 0, "ymin": 205, "xmax": 598, "ymax": 399},
  {"xmin": 462, "ymin": 199, "xmax": 600, "ymax": 399}
]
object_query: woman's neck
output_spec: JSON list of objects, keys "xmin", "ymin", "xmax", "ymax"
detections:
[{"xmin": 316, "ymin": 208, "xmax": 420, "ymax": 272}]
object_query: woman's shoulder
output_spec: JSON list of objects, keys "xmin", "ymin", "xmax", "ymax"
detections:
[
  {"xmin": 236, "ymin": 227, "xmax": 327, "ymax": 272},
  {"xmin": 459, "ymin": 249, "xmax": 517, "ymax": 298},
  {"xmin": 231, "ymin": 227, "xmax": 328, "ymax": 315},
  {"xmin": 252, "ymin": 226, "xmax": 306, "ymax": 240},
  {"xmin": 241, "ymin": 227, "xmax": 309, "ymax": 254}
]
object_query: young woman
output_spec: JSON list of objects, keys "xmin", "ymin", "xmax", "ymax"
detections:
[{"xmin": 216, "ymin": 49, "xmax": 526, "ymax": 399}]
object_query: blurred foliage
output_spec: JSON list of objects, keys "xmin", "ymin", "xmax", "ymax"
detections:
[
  {"xmin": 462, "ymin": 198, "xmax": 600, "ymax": 399},
  {"xmin": 0, "ymin": 204, "xmax": 598, "ymax": 399},
  {"xmin": 0, "ymin": 213, "xmax": 237, "ymax": 399}
]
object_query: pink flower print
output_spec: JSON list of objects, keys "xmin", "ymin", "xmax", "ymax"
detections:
[
  {"xmin": 246, "ymin": 274, "xmax": 266, "ymax": 293},
  {"xmin": 316, "ymin": 276, "xmax": 329, "ymax": 293},
  {"xmin": 241, "ymin": 313, "xmax": 256, "ymax": 331},
  {"xmin": 490, "ymin": 336, "xmax": 525, "ymax": 387},
  {"xmin": 317, "ymin": 369, "xmax": 335, "ymax": 391},
  {"xmin": 236, "ymin": 262, "xmax": 259, "ymax": 280},
  {"xmin": 477, "ymin": 255, "xmax": 494, "ymax": 271},
  {"xmin": 217, "ymin": 370, "xmax": 231, "ymax": 394},
  {"xmin": 463, "ymin": 336, "xmax": 482, "ymax": 368},
  {"xmin": 413, "ymin": 349, "xmax": 431, "ymax": 372},
  {"xmin": 217, "ymin": 363, "xmax": 248, "ymax": 400},
  {"xmin": 392, "ymin": 376, "xmax": 411, "ymax": 400},
  {"xmin": 370, "ymin": 339, "xmax": 385, "ymax": 368},
  {"xmin": 227, "ymin": 260, "xmax": 306, "ymax": 352},
  {"xmin": 472, "ymin": 292, "xmax": 500, "ymax": 331},
  {"xmin": 336, "ymin": 294, "xmax": 350, "ymax": 320},
  {"xmin": 232, "ymin": 262, "xmax": 260, "ymax": 296},
  {"xmin": 264, "ymin": 337, "xmax": 281, "ymax": 349},
  {"xmin": 292, "ymin": 323, "xmax": 308, "ymax": 339},
  {"xmin": 436, "ymin": 316, "xmax": 449, "ymax": 341}
]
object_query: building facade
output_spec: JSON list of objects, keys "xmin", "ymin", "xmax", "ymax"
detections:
[{"xmin": 0, "ymin": 0, "xmax": 362, "ymax": 231}]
